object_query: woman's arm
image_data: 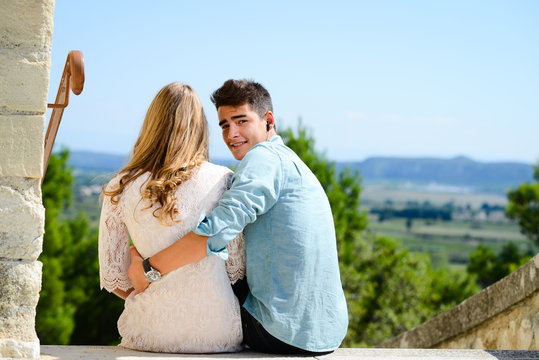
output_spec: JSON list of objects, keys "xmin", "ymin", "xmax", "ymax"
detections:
[
  {"xmin": 225, "ymin": 232, "xmax": 246, "ymax": 284},
  {"xmin": 112, "ymin": 288, "xmax": 134, "ymax": 300},
  {"xmin": 98, "ymin": 180, "xmax": 134, "ymax": 295}
]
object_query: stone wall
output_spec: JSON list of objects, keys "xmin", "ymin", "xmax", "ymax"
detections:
[
  {"xmin": 0, "ymin": 0, "xmax": 54, "ymax": 358},
  {"xmin": 437, "ymin": 288, "xmax": 538, "ymax": 350},
  {"xmin": 379, "ymin": 254, "xmax": 539, "ymax": 350}
]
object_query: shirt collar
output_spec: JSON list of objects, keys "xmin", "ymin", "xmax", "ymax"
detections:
[{"xmin": 268, "ymin": 134, "xmax": 283, "ymax": 145}]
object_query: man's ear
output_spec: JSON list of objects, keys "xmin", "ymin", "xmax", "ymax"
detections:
[{"xmin": 265, "ymin": 111, "xmax": 275, "ymax": 130}]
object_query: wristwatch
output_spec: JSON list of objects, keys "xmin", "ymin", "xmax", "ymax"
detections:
[{"xmin": 142, "ymin": 257, "xmax": 162, "ymax": 282}]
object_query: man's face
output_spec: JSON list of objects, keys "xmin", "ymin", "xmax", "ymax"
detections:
[{"xmin": 218, "ymin": 103, "xmax": 269, "ymax": 160}]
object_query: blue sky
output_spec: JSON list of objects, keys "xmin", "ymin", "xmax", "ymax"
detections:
[{"xmin": 48, "ymin": 1, "xmax": 539, "ymax": 164}]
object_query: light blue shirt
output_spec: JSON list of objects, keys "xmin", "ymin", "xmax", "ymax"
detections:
[{"xmin": 194, "ymin": 135, "xmax": 348, "ymax": 352}]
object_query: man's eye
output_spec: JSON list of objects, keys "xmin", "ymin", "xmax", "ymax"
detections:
[
  {"xmin": 239, "ymin": 120, "xmax": 247, "ymax": 124},
  {"xmin": 221, "ymin": 124, "xmax": 229, "ymax": 130}
]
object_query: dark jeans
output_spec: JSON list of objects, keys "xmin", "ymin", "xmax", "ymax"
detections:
[{"xmin": 232, "ymin": 279, "xmax": 332, "ymax": 356}]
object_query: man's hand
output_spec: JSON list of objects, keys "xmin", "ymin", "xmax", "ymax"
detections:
[
  {"xmin": 125, "ymin": 231, "xmax": 208, "ymax": 294},
  {"xmin": 127, "ymin": 246, "xmax": 150, "ymax": 295}
]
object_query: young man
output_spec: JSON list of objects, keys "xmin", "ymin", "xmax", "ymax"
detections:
[{"xmin": 128, "ymin": 79, "xmax": 348, "ymax": 354}]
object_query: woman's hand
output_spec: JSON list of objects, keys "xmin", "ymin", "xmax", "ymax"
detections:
[
  {"xmin": 127, "ymin": 246, "xmax": 150, "ymax": 294},
  {"xmin": 112, "ymin": 288, "xmax": 134, "ymax": 300}
]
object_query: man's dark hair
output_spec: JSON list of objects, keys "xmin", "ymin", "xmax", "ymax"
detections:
[{"xmin": 211, "ymin": 79, "xmax": 273, "ymax": 118}]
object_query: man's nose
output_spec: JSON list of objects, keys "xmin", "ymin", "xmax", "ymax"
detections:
[{"xmin": 227, "ymin": 124, "xmax": 239, "ymax": 138}]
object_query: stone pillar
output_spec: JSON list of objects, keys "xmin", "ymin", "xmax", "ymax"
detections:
[{"xmin": 0, "ymin": 0, "xmax": 54, "ymax": 358}]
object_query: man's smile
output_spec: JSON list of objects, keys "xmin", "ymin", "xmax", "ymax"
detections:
[{"xmin": 229, "ymin": 141, "xmax": 247, "ymax": 148}]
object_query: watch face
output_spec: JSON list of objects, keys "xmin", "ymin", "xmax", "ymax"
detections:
[{"xmin": 145, "ymin": 269, "xmax": 161, "ymax": 282}]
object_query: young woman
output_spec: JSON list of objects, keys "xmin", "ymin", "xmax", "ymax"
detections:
[{"xmin": 98, "ymin": 82, "xmax": 244, "ymax": 353}]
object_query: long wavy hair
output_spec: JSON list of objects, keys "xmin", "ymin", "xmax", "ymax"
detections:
[{"xmin": 103, "ymin": 82, "xmax": 209, "ymax": 225}]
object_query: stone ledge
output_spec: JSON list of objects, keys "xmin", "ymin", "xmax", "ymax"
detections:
[
  {"xmin": 379, "ymin": 254, "xmax": 539, "ymax": 349},
  {"xmin": 39, "ymin": 346, "xmax": 539, "ymax": 360}
]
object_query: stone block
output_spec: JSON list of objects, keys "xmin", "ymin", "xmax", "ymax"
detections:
[
  {"xmin": 0, "ymin": 115, "xmax": 44, "ymax": 178},
  {"xmin": 0, "ymin": 177, "xmax": 44, "ymax": 260},
  {"xmin": 0, "ymin": 260, "xmax": 42, "ymax": 342},
  {"xmin": 0, "ymin": 51, "xmax": 51, "ymax": 113},
  {"xmin": 0, "ymin": 339, "xmax": 40, "ymax": 360},
  {"xmin": 0, "ymin": 0, "xmax": 54, "ymax": 54}
]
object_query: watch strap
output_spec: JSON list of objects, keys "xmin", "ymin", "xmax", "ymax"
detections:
[{"xmin": 142, "ymin": 257, "xmax": 152, "ymax": 273}]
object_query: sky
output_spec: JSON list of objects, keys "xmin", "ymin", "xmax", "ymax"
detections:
[{"xmin": 47, "ymin": 1, "xmax": 539, "ymax": 164}]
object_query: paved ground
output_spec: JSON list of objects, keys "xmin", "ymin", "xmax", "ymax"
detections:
[{"xmin": 40, "ymin": 346, "xmax": 539, "ymax": 360}]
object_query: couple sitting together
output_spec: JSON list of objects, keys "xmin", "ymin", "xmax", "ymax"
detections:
[{"xmin": 98, "ymin": 79, "xmax": 348, "ymax": 354}]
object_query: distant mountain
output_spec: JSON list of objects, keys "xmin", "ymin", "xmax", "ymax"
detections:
[
  {"xmin": 68, "ymin": 151, "xmax": 533, "ymax": 193},
  {"xmin": 339, "ymin": 156, "xmax": 534, "ymax": 193},
  {"xmin": 69, "ymin": 151, "xmax": 127, "ymax": 172},
  {"xmin": 68, "ymin": 151, "xmax": 238, "ymax": 172}
]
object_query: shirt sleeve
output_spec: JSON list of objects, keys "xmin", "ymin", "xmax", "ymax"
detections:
[{"xmin": 193, "ymin": 144, "xmax": 282, "ymax": 258}]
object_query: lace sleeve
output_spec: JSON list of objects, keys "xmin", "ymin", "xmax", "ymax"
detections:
[
  {"xmin": 225, "ymin": 232, "xmax": 246, "ymax": 285},
  {"xmin": 98, "ymin": 191, "xmax": 132, "ymax": 292}
]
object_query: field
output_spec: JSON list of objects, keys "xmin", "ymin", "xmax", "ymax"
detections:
[
  {"xmin": 361, "ymin": 182, "xmax": 509, "ymax": 208},
  {"xmin": 366, "ymin": 215, "xmax": 531, "ymax": 268},
  {"xmin": 361, "ymin": 182, "xmax": 536, "ymax": 268}
]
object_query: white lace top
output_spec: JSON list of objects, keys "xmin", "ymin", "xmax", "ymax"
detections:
[{"xmin": 98, "ymin": 162, "xmax": 245, "ymax": 353}]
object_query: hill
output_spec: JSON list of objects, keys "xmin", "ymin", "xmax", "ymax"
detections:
[
  {"xmin": 69, "ymin": 151, "xmax": 127, "ymax": 172},
  {"xmin": 340, "ymin": 156, "xmax": 533, "ymax": 193},
  {"xmin": 68, "ymin": 151, "xmax": 533, "ymax": 194}
]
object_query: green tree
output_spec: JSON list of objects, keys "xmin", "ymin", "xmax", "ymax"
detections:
[
  {"xmin": 37, "ymin": 150, "xmax": 124, "ymax": 345},
  {"xmin": 280, "ymin": 122, "xmax": 478, "ymax": 346},
  {"xmin": 340, "ymin": 234, "xmax": 477, "ymax": 346},
  {"xmin": 37, "ymin": 149, "xmax": 77, "ymax": 344},
  {"xmin": 467, "ymin": 243, "xmax": 531, "ymax": 288},
  {"xmin": 506, "ymin": 162, "xmax": 539, "ymax": 246}
]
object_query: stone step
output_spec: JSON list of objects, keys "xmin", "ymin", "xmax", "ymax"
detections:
[{"xmin": 40, "ymin": 346, "xmax": 539, "ymax": 360}]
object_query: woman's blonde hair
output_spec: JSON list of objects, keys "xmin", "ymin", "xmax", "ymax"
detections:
[{"xmin": 103, "ymin": 82, "xmax": 209, "ymax": 225}]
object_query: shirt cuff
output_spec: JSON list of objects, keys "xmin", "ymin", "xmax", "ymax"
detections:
[{"xmin": 193, "ymin": 210, "xmax": 229, "ymax": 260}]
